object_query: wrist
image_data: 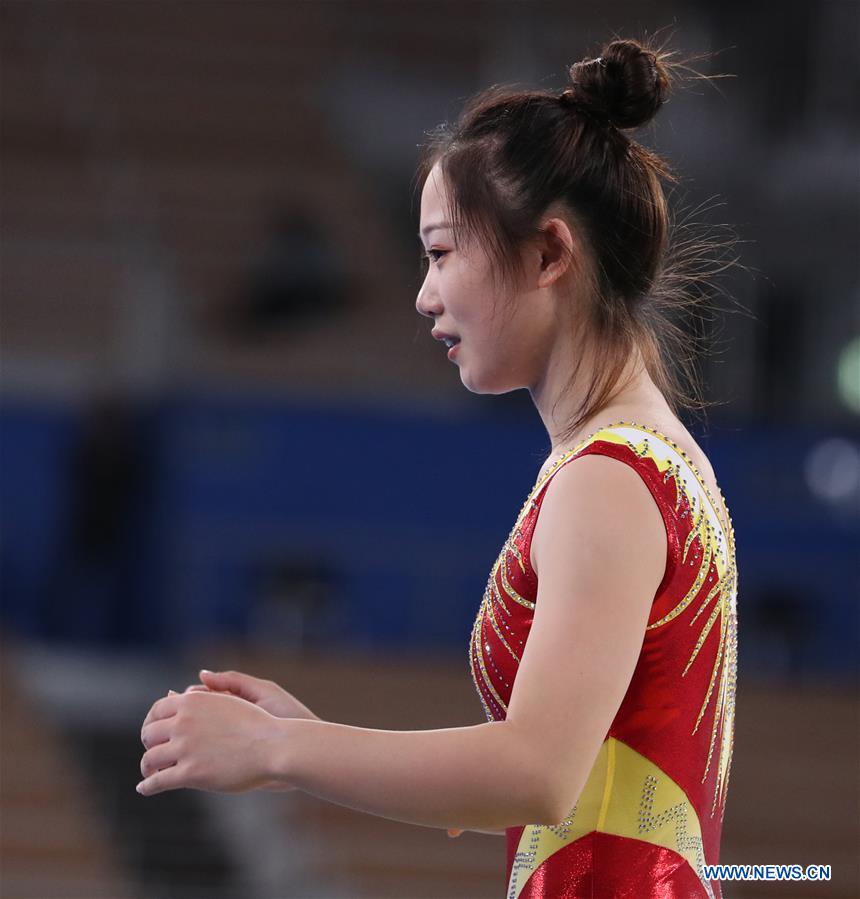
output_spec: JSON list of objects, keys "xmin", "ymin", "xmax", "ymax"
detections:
[
  {"xmin": 260, "ymin": 716, "xmax": 289, "ymax": 784},
  {"xmin": 260, "ymin": 715, "xmax": 300, "ymax": 786}
]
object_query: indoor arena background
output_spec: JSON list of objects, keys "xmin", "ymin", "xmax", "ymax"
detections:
[{"xmin": 1, "ymin": 1, "xmax": 858, "ymax": 897}]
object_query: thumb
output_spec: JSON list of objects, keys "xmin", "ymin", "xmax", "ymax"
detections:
[{"xmin": 199, "ymin": 669, "xmax": 261, "ymax": 701}]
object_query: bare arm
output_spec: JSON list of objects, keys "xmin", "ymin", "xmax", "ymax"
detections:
[
  {"xmin": 507, "ymin": 454, "xmax": 667, "ymax": 820},
  {"xmin": 268, "ymin": 717, "xmax": 553, "ymax": 832},
  {"xmin": 447, "ymin": 456, "xmax": 665, "ymax": 835}
]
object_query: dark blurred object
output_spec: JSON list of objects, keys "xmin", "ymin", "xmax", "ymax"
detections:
[
  {"xmin": 69, "ymin": 398, "xmax": 144, "ymax": 562},
  {"xmin": 246, "ymin": 554, "xmax": 342, "ymax": 650},
  {"xmin": 69, "ymin": 726, "xmax": 243, "ymax": 897},
  {"xmin": 754, "ymin": 283, "xmax": 806, "ymax": 422},
  {"xmin": 751, "ymin": 585, "xmax": 812, "ymax": 681},
  {"xmin": 223, "ymin": 209, "xmax": 348, "ymax": 341},
  {"xmin": 43, "ymin": 394, "xmax": 148, "ymax": 644}
]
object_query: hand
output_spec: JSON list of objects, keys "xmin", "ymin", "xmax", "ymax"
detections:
[
  {"xmin": 185, "ymin": 669, "xmax": 320, "ymax": 722},
  {"xmin": 184, "ymin": 670, "xmax": 318, "ymax": 793},
  {"xmin": 137, "ymin": 690, "xmax": 288, "ymax": 796}
]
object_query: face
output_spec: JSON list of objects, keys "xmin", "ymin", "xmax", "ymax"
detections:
[{"xmin": 416, "ymin": 161, "xmax": 557, "ymax": 395}]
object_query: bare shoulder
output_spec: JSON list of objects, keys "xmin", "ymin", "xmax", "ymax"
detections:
[{"xmin": 530, "ymin": 452, "xmax": 667, "ymax": 597}]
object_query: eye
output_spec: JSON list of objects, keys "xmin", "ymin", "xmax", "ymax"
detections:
[{"xmin": 421, "ymin": 249, "xmax": 447, "ymax": 265}]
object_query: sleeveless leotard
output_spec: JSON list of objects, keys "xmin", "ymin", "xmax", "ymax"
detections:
[{"xmin": 468, "ymin": 422, "xmax": 738, "ymax": 899}]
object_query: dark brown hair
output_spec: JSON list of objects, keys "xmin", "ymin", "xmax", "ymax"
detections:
[{"xmin": 415, "ymin": 32, "xmax": 747, "ymax": 446}]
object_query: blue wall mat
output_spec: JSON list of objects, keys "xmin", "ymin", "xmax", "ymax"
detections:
[
  {"xmin": 154, "ymin": 392, "xmax": 546, "ymax": 646},
  {"xmin": 2, "ymin": 394, "xmax": 857, "ymax": 674}
]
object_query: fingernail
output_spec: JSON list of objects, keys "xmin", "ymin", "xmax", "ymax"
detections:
[
  {"xmin": 168, "ymin": 689, "xmax": 177, "ymax": 695},
  {"xmin": 136, "ymin": 783, "xmax": 145, "ymax": 794},
  {"xmin": 200, "ymin": 669, "xmax": 213, "ymax": 675}
]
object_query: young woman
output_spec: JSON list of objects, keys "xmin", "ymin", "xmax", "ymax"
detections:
[{"xmin": 138, "ymin": 35, "xmax": 739, "ymax": 899}]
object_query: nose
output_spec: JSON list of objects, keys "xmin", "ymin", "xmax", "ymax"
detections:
[{"xmin": 415, "ymin": 272, "xmax": 442, "ymax": 320}]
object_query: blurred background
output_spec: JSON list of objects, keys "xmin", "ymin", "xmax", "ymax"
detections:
[{"xmin": 1, "ymin": 1, "xmax": 858, "ymax": 897}]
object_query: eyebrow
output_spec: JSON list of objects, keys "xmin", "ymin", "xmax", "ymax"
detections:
[{"xmin": 418, "ymin": 221, "xmax": 452, "ymax": 240}]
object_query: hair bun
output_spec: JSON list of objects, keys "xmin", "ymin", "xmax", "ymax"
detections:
[{"xmin": 566, "ymin": 38, "xmax": 670, "ymax": 130}]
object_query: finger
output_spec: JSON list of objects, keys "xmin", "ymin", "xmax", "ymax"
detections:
[
  {"xmin": 140, "ymin": 743, "xmax": 178, "ymax": 779},
  {"xmin": 199, "ymin": 669, "xmax": 249, "ymax": 689},
  {"xmin": 141, "ymin": 719, "xmax": 172, "ymax": 750},
  {"xmin": 199, "ymin": 669, "xmax": 261, "ymax": 702},
  {"xmin": 186, "ymin": 684, "xmax": 238, "ymax": 698},
  {"xmin": 142, "ymin": 695, "xmax": 179, "ymax": 729},
  {"xmin": 143, "ymin": 696, "xmax": 176, "ymax": 726},
  {"xmin": 137, "ymin": 764, "xmax": 184, "ymax": 797}
]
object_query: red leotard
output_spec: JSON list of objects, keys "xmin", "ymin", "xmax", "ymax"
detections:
[{"xmin": 468, "ymin": 423, "xmax": 738, "ymax": 899}]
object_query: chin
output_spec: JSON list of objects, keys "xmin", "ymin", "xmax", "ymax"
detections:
[{"xmin": 460, "ymin": 367, "xmax": 520, "ymax": 396}]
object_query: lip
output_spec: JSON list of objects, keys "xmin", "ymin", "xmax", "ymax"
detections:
[
  {"xmin": 431, "ymin": 329, "xmax": 461, "ymax": 361},
  {"xmin": 431, "ymin": 329, "xmax": 459, "ymax": 343}
]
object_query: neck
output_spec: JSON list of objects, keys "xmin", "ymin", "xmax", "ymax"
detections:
[{"xmin": 528, "ymin": 333, "xmax": 669, "ymax": 458}]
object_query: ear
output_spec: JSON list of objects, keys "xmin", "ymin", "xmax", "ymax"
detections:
[{"xmin": 536, "ymin": 217, "xmax": 576, "ymax": 289}]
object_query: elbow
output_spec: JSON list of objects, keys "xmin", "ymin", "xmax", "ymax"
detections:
[
  {"xmin": 538, "ymin": 798, "xmax": 576, "ymax": 827},
  {"xmin": 503, "ymin": 722, "xmax": 582, "ymax": 826},
  {"xmin": 535, "ymin": 778, "xmax": 583, "ymax": 827}
]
